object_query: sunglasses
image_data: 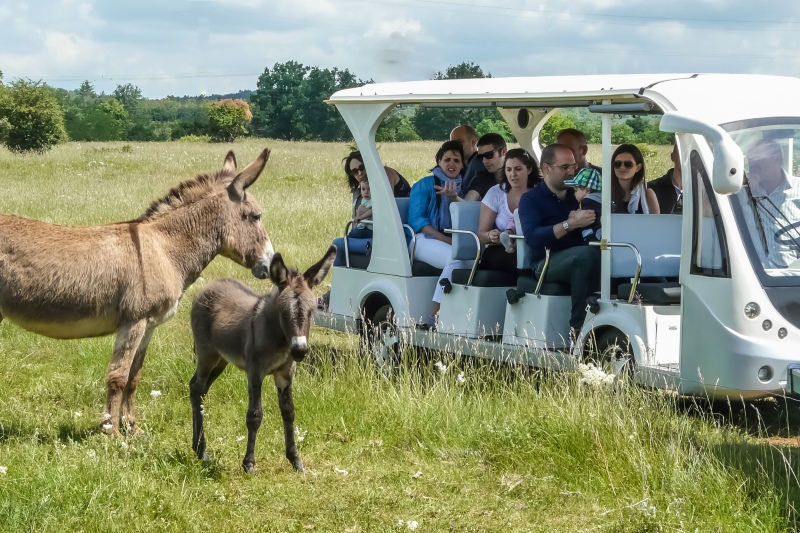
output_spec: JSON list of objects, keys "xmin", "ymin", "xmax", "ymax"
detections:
[
  {"xmin": 348, "ymin": 164, "xmax": 366, "ymax": 176},
  {"xmin": 477, "ymin": 149, "xmax": 498, "ymax": 161},
  {"xmin": 613, "ymin": 160, "xmax": 636, "ymax": 169}
]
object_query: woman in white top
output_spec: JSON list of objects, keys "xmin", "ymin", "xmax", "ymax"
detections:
[{"xmin": 477, "ymin": 148, "xmax": 541, "ymax": 273}]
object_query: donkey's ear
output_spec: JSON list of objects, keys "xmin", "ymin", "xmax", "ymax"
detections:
[
  {"xmin": 222, "ymin": 150, "xmax": 237, "ymax": 174},
  {"xmin": 303, "ymin": 245, "xmax": 337, "ymax": 288},
  {"xmin": 229, "ymin": 148, "xmax": 271, "ymax": 200},
  {"xmin": 269, "ymin": 253, "xmax": 289, "ymax": 290}
]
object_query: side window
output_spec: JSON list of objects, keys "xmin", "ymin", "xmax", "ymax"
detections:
[{"xmin": 690, "ymin": 151, "xmax": 730, "ymax": 277}]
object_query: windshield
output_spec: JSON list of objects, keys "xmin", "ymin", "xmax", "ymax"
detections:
[{"xmin": 724, "ymin": 120, "xmax": 800, "ymax": 280}]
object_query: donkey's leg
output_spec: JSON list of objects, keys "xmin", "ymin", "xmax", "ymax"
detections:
[
  {"xmin": 275, "ymin": 368, "xmax": 304, "ymax": 472},
  {"xmin": 103, "ymin": 320, "xmax": 148, "ymax": 434},
  {"xmin": 242, "ymin": 371, "xmax": 266, "ymax": 475},
  {"xmin": 120, "ymin": 326, "xmax": 155, "ymax": 435},
  {"xmin": 189, "ymin": 356, "xmax": 228, "ymax": 461}
]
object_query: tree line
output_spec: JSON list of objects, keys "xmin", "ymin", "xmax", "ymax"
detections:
[{"xmin": 0, "ymin": 63, "xmax": 672, "ymax": 153}]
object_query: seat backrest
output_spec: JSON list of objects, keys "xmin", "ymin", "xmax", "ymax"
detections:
[
  {"xmin": 396, "ymin": 197, "xmax": 410, "ymax": 225},
  {"xmin": 609, "ymin": 214, "xmax": 682, "ymax": 278},
  {"xmin": 513, "ymin": 210, "xmax": 532, "ymax": 269},
  {"xmin": 450, "ymin": 201, "xmax": 482, "ymax": 260}
]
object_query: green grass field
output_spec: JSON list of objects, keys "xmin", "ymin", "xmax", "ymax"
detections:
[{"xmin": 0, "ymin": 140, "xmax": 799, "ymax": 532}]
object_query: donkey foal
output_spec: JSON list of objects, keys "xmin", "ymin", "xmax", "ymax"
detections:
[{"xmin": 189, "ymin": 246, "xmax": 336, "ymax": 473}]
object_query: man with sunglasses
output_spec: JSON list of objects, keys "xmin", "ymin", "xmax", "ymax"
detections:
[
  {"xmin": 461, "ymin": 133, "xmax": 507, "ymax": 201},
  {"xmin": 649, "ymin": 143, "xmax": 683, "ymax": 215},
  {"xmin": 518, "ymin": 144, "xmax": 600, "ymax": 340}
]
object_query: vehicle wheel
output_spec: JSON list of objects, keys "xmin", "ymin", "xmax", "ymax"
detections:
[
  {"xmin": 363, "ymin": 305, "xmax": 402, "ymax": 373},
  {"xmin": 583, "ymin": 328, "xmax": 635, "ymax": 377}
]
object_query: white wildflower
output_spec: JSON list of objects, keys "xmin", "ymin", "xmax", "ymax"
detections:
[
  {"xmin": 86, "ymin": 449, "xmax": 97, "ymax": 459},
  {"xmin": 120, "ymin": 441, "xmax": 128, "ymax": 448},
  {"xmin": 411, "ymin": 470, "xmax": 423, "ymax": 479},
  {"xmin": 150, "ymin": 390, "xmax": 162, "ymax": 398},
  {"xmin": 406, "ymin": 520, "xmax": 419, "ymax": 531},
  {"xmin": 73, "ymin": 411, "xmax": 82, "ymax": 418},
  {"xmin": 236, "ymin": 436, "xmax": 245, "ymax": 442},
  {"xmin": 101, "ymin": 423, "xmax": 113, "ymax": 431},
  {"xmin": 295, "ymin": 426, "xmax": 307, "ymax": 443},
  {"xmin": 457, "ymin": 372, "xmax": 466, "ymax": 383},
  {"xmin": 334, "ymin": 467, "xmax": 348, "ymax": 476},
  {"xmin": 434, "ymin": 361, "xmax": 447, "ymax": 374},
  {"xmin": 578, "ymin": 363, "xmax": 616, "ymax": 387},
  {"xmin": 0, "ymin": 466, "xmax": 7, "ymax": 475},
  {"xmin": 102, "ymin": 412, "xmax": 112, "ymax": 421},
  {"xmin": 398, "ymin": 520, "xmax": 405, "ymax": 527}
]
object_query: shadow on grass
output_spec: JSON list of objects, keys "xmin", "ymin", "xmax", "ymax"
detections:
[
  {"xmin": 677, "ymin": 396, "xmax": 800, "ymax": 440},
  {"xmin": 0, "ymin": 420, "xmax": 96, "ymax": 444},
  {"xmin": 165, "ymin": 448, "xmax": 225, "ymax": 481}
]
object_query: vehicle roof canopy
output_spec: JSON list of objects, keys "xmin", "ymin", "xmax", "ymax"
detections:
[{"xmin": 329, "ymin": 73, "xmax": 800, "ymax": 127}]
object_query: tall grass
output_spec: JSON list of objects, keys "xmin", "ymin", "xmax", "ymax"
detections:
[{"xmin": 0, "ymin": 140, "xmax": 798, "ymax": 532}]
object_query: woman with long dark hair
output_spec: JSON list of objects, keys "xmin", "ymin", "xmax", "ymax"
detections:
[
  {"xmin": 477, "ymin": 148, "xmax": 541, "ymax": 273},
  {"xmin": 610, "ymin": 144, "xmax": 660, "ymax": 214}
]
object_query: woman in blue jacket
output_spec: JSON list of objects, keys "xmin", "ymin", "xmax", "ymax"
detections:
[{"xmin": 409, "ymin": 140, "xmax": 470, "ymax": 329}]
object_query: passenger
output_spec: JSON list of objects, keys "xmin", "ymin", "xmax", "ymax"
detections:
[
  {"xmin": 463, "ymin": 133, "xmax": 508, "ymax": 201},
  {"xmin": 557, "ymin": 128, "xmax": 601, "ymax": 173},
  {"xmin": 450, "ymin": 125, "xmax": 479, "ymax": 166},
  {"xmin": 478, "ymin": 148, "xmax": 541, "ymax": 273},
  {"xmin": 344, "ymin": 151, "xmax": 410, "ymax": 218},
  {"xmin": 331, "ymin": 151, "xmax": 412, "ymax": 268},
  {"xmin": 347, "ymin": 180, "xmax": 373, "ymax": 239},
  {"xmin": 739, "ymin": 139, "xmax": 800, "ymax": 269},
  {"xmin": 408, "ymin": 140, "xmax": 470, "ymax": 329},
  {"xmin": 649, "ymin": 143, "xmax": 683, "ymax": 214},
  {"xmin": 565, "ymin": 168, "xmax": 602, "ymax": 243},
  {"xmin": 610, "ymin": 144, "xmax": 660, "ymax": 214},
  {"xmin": 518, "ymin": 144, "xmax": 600, "ymax": 338}
]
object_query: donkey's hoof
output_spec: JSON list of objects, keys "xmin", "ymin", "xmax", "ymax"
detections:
[
  {"xmin": 292, "ymin": 459, "xmax": 305, "ymax": 473},
  {"xmin": 201, "ymin": 452, "xmax": 211, "ymax": 462},
  {"xmin": 124, "ymin": 422, "xmax": 146, "ymax": 439},
  {"xmin": 99, "ymin": 422, "xmax": 119, "ymax": 436},
  {"xmin": 242, "ymin": 462, "xmax": 256, "ymax": 475}
]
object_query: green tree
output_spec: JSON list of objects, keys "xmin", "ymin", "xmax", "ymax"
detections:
[
  {"xmin": 208, "ymin": 99, "xmax": 251, "ymax": 142},
  {"xmin": 611, "ymin": 122, "xmax": 636, "ymax": 144},
  {"xmin": 475, "ymin": 118, "xmax": 513, "ymax": 142},
  {"xmin": 539, "ymin": 112, "xmax": 577, "ymax": 145},
  {"xmin": 112, "ymin": 83, "xmax": 143, "ymax": 115},
  {"xmin": 250, "ymin": 61, "xmax": 364, "ymax": 141},
  {"xmin": 412, "ymin": 62, "xmax": 502, "ymax": 140},
  {"xmin": 377, "ymin": 108, "xmax": 420, "ymax": 142},
  {"xmin": 0, "ymin": 79, "xmax": 68, "ymax": 152}
]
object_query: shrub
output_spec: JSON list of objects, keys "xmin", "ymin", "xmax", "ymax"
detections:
[
  {"xmin": 0, "ymin": 79, "xmax": 68, "ymax": 152},
  {"xmin": 208, "ymin": 99, "xmax": 252, "ymax": 143},
  {"xmin": 177, "ymin": 134, "xmax": 212, "ymax": 143}
]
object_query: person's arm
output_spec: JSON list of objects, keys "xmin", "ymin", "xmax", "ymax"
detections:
[
  {"xmin": 355, "ymin": 206, "xmax": 372, "ymax": 222},
  {"xmin": 420, "ymin": 224, "xmax": 451, "ymax": 244},
  {"xmin": 408, "ymin": 178, "xmax": 433, "ymax": 233},
  {"xmin": 385, "ymin": 166, "xmax": 401, "ymax": 189},
  {"xmin": 478, "ymin": 203, "xmax": 501, "ymax": 244},
  {"xmin": 646, "ymin": 188, "xmax": 661, "ymax": 214},
  {"xmin": 463, "ymin": 190, "xmax": 481, "ymax": 201}
]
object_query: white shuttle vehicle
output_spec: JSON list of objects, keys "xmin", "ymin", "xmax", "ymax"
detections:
[{"xmin": 316, "ymin": 74, "xmax": 800, "ymax": 400}]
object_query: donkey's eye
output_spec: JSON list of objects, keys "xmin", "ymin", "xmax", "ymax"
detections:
[
  {"xmin": 251, "ymin": 213, "xmax": 262, "ymax": 221},
  {"xmin": 241, "ymin": 213, "xmax": 247, "ymax": 220}
]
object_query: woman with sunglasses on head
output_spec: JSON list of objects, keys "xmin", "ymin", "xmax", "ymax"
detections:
[
  {"xmin": 477, "ymin": 148, "xmax": 541, "ymax": 273},
  {"xmin": 344, "ymin": 151, "xmax": 410, "ymax": 218},
  {"xmin": 610, "ymin": 144, "xmax": 660, "ymax": 214}
]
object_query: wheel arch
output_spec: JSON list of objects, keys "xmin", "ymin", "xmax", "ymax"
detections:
[{"xmin": 578, "ymin": 314, "xmax": 647, "ymax": 364}]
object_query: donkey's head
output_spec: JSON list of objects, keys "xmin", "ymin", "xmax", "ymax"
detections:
[
  {"xmin": 219, "ymin": 148, "xmax": 275, "ymax": 279},
  {"xmin": 269, "ymin": 246, "xmax": 337, "ymax": 361}
]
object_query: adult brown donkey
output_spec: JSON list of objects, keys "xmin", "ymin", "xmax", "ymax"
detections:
[
  {"xmin": 0, "ymin": 148, "xmax": 275, "ymax": 435},
  {"xmin": 189, "ymin": 246, "xmax": 336, "ymax": 473}
]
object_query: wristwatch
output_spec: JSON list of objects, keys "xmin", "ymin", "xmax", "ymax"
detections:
[{"xmin": 562, "ymin": 220, "xmax": 570, "ymax": 232}]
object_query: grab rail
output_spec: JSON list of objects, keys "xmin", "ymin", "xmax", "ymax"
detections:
[
  {"xmin": 443, "ymin": 228, "xmax": 482, "ymax": 286},
  {"xmin": 589, "ymin": 240, "xmax": 642, "ymax": 303}
]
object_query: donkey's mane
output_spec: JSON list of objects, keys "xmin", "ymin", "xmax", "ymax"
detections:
[{"xmin": 136, "ymin": 170, "xmax": 233, "ymax": 222}]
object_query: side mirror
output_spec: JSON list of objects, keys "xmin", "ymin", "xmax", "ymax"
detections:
[{"xmin": 660, "ymin": 112, "xmax": 744, "ymax": 195}]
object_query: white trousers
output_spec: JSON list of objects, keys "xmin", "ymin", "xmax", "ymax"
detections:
[{"xmin": 412, "ymin": 235, "xmax": 472, "ymax": 303}]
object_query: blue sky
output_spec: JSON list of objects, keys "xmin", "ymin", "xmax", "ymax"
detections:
[{"xmin": 1, "ymin": 0, "xmax": 799, "ymax": 99}]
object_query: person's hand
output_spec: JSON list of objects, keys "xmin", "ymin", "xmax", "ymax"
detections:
[
  {"xmin": 487, "ymin": 228, "xmax": 501, "ymax": 244},
  {"xmin": 568, "ymin": 209, "xmax": 596, "ymax": 229},
  {"xmin": 434, "ymin": 181, "xmax": 459, "ymax": 200}
]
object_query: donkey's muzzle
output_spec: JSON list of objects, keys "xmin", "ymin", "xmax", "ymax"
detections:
[
  {"xmin": 251, "ymin": 246, "xmax": 274, "ymax": 279},
  {"xmin": 290, "ymin": 336, "xmax": 309, "ymax": 361}
]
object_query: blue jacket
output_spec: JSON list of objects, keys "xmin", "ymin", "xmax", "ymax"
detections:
[{"xmin": 408, "ymin": 174, "xmax": 441, "ymax": 233}]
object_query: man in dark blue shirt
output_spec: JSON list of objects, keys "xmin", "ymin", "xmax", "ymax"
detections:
[{"xmin": 519, "ymin": 144, "xmax": 600, "ymax": 335}]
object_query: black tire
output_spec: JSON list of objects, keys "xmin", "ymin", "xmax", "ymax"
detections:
[
  {"xmin": 363, "ymin": 305, "xmax": 402, "ymax": 372},
  {"xmin": 583, "ymin": 328, "xmax": 635, "ymax": 376}
]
